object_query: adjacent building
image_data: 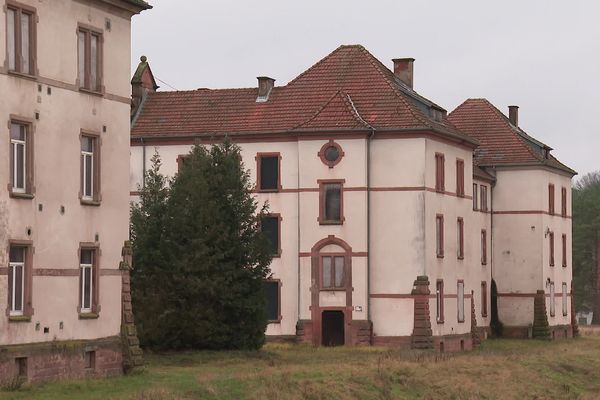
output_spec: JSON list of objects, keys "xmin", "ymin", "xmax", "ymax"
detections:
[
  {"xmin": 0, "ymin": 0, "xmax": 150, "ymax": 383},
  {"xmin": 129, "ymin": 45, "xmax": 576, "ymax": 349}
]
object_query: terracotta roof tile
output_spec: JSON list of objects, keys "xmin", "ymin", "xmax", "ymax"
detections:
[
  {"xmin": 448, "ymin": 99, "xmax": 575, "ymax": 175},
  {"xmin": 132, "ymin": 45, "xmax": 473, "ymax": 144}
]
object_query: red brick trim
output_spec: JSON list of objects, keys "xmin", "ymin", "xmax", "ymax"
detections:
[
  {"xmin": 255, "ymin": 152, "xmax": 281, "ymax": 192},
  {"xmin": 318, "ymin": 140, "xmax": 344, "ymax": 168},
  {"xmin": 299, "ymin": 251, "xmax": 367, "ymax": 257},
  {"xmin": 493, "ymin": 210, "xmax": 572, "ymax": 219}
]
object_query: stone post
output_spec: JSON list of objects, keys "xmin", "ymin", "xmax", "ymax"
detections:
[
  {"xmin": 532, "ymin": 290, "xmax": 551, "ymax": 339},
  {"xmin": 119, "ymin": 241, "xmax": 144, "ymax": 372},
  {"xmin": 411, "ymin": 276, "xmax": 433, "ymax": 349},
  {"xmin": 470, "ymin": 290, "xmax": 481, "ymax": 346}
]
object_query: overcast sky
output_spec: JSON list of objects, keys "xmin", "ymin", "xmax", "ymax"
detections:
[{"xmin": 131, "ymin": 0, "xmax": 599, "ymax": 178}]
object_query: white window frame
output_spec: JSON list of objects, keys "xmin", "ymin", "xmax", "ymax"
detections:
[
  {"xmin": 81, "ymin": 137, "xmax": 94, "ymax": 200},
  {"xmin": 80, "ymin": 251, "xmax": 93, "ymax": 313},
  {"xmin": 10, "ymin": 123, "xmax": 26, "ymax": 193},
  {"xmin": 9, "ymin": 255, "xmax": 25, "ymax": 316},
  {"xmin": 549, "ymin": 282, "xmax": 556, "ymax": 317}
]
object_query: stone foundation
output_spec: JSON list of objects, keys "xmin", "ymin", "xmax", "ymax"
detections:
[
  {"xmin": 0, "ymin": 336, "xmax": 122, "ymax": 384},
  {"xmin": 436, "ymin": 333, "xmax": 473, "ymax": 352},
  {"xmin": 371, "ymin": 336, "xmax": 412, "ymax": 347},
  {"xmin": 349, "ymin": 320, "xmax": 372, "ymax": 346}
]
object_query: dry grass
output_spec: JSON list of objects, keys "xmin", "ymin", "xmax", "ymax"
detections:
[{"xmin": 3, "ymin": 337, "xmax": 600, "ymax": 399}]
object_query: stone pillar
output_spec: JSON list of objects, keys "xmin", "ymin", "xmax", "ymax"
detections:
[
  {"xmin": 119, "ymin": 241, "xmax": 144, "ymax": 372},
  {"xmin": 532, "ymin": 290, "xmax": 551, "ymax": 339},
  {"xmin": 470, "ymin": 290, "xmax": 481, "ymax": 346},
  {"xmin": 411, "ymin": 276, "xmax": 433, "ymax": 349},
  {"xmin": 571, "ymin": 283, "xmax": 579, "ymax": 338}
]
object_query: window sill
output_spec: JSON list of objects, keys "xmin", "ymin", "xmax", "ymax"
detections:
[
  {"xmin": 457, "ymin": 256, "xmax": 464, "ymax": 260},
  {"xmin": 458, "ymin": 319, "xmax": 465, "ymax": 324},
  {"xmin": 267, "ymin": 318, "xmax": 282, "ymax": 324},
  {"xmin": 79, "ymin": 312, "xmax": 99, "ymax": 320},
  {"xmin": 319, "ymin": 221, "xmax": 344, "ymax": 226},
  {"xmin": 437, "ymin": 254, "xmax": 444, "ymax": 259},
  {"xmin": 7, "ymin": 70, "xmax": 37, "ymax": 81},
  {"xmin": 79, "ymin": 87, "xmax": 105, "ymax": 97},
  {"xmin": 8, "ymin": 315, "xmax": 31, "ymax": 323},
  {"xmin": 80, "ymin": 199, "xmax": 101, "ymax": 207},
  {"xmin": 482, "ymin": 314, "xmax": 488, "ymax": 318},
  {"xmin": 9, "ymin": 192, "xmax": 34, "ymax": 200},
  {"xmin": 319, "ymin": 288, "xmax": 346, "ymax": 292},
  {"xmin": 437, "ymin": 319, "xmax": 444, "ymax": 324},
  {"xmin": 481, "ymin": 263, "xmax": 487, "ymax": 266}
]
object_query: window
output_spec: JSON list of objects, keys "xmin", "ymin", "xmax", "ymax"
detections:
[
  {"xmin": 8, "ymin": 246, "xmax": 25, "ymax": 316},
  {"xmin": 321, "ymin": 256, "xmax": 344, "ymax": 289},
  {"xmin": 319, "ymin": 181, "xmax": 343, "ymax": 224},
  {"xmin": 436, "ymin": 280, "xmax": 444, "ymax": 323},
  {"xmin": 457, "ymin": 217, "xmax": 464, "ymax": 259},
  {"xmin": 7, "ymin": 243, "xmax": 32, "ymax": 319},
  {"xmin": 15, "ymin": 357, "xmax": 27, "ymax": 379},
  {"xmin": 548, "ymin": 184, "xmax": 555, "ymax": 215},
  {"xmin": 176, "ymin": 155, "xmax": 189, "ymax": 172},
  {"xmin": 456, "ymin": 159, "xmax": 465, "ymax": 197},
  {"xmin": 549, "ymin": 281, "xmax": 555, "ymax": 317},
  {"xmin": 9, "ymin": 121, "xmax": 33, "ymax": 196},
  {"xmin": 436, "ymin": 215, "xmax": 444, "ymax": 258},
  {"xmin": 473, "ymin": 183, "xmax": 478, "ymax": 210},
  {"xmin": 256, "ymin": 153, "xmax": 280, "ymax": 191},
  {"xmin": 562, "ymin": 234, "xmax": 567, "ymax": 267},
  {"xmin": 84, "ymin": 351, "xmax": 96, "ymax": 370},
  {"xmin": 318, "ymin": 140, "xmax": 344, "ymax": 168},
  {"xmin": 79, "ymin": 247, "xmax": 99, "ymax": 315},
  {"xmin": 457, "ymin": 281, "xmax": 465, "ymax": 322},
  {"xmin": 435, "ymin": 153, "xmax": 445, "ymax": 192},
  {"xmin": 481, "ymin": 229, "xmax": 487, "ymax": 265},
  {"xmin": 80, "ymin": 134, "xmax": 100, "ymax": 203},
  {"xmin": 561, "ymin": 187, "xmax": 567, "ymax": 217},
  {"xmin": 78, "ymin": 26, "xmax": 102, "ymax": 92},
  {"xmin": 264, "ymin": 280, "xmax": 281, "ymax": 322},
  {"xmin": 481, "ymin": 281, "xmax": 488, "ymax": 317},
  {"xmin": 480, "ymin": 185, "xmax": 488, "ymax": 212},
  {"xmin": 549, "ymin": 231, "xmax": 555, "ymax": 267},
  {"xmin": 562, "ymin": 283, "xmax": 568, "ymax": 316},
  {"xmin": 6, "ymin": 3, "xmax": 35, "ymax": 75},
  {"xmin": 261, "ymin": 214, "xmax": 281, "ymax": 257}
]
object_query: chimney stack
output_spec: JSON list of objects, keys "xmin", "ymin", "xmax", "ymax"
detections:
[
  {"xmin": 392, "ymin": 58, "xmax": 415, "ymax": 89},
  {"xmin": 256, "ymin": 76, "xmax": 275, "ymax": 102},
  {"xmin": 508, "ymin": 105, "xmax": 519, "ymax": 127}
]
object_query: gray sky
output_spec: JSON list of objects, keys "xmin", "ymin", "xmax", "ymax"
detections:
[{"xmin": 131, "ymin": 0, "xmax": 600, "ymax": 178}]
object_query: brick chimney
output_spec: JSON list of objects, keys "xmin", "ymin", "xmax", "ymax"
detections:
[
  {"xmin": 508, "ymin": 105, "xmax": 519, "ymax": 127},
  {"xmin": 392, "ymin": 58, "xmax": 415, "ymax": 89},
  {"xmin": 256, "ymin": 76, "xmax": 275, "ymax": 102}
]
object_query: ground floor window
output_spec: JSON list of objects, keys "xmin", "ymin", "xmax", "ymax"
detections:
[
  {"xmin": 321, "ymin": 256, "xmax": 344, "ymax": 289},
  {"xmin": 436, "ymin": 280, "xmax": 444, "ymax": 323},
  {"xmin": 562, "ymin": 283, "xmax": 568, "ymax": 316},
  {"xmin": 264, "ymin": 280, "xmax": 281, "ymax": 322},
  {"xmin": 549, "ymin": 282, "xmax": 555, "ymax": 317},
  {"xmin": 481, "ymin": 281, "xmax": 488, "ymax": 317},
  {"xmin": 457, "ymin": 281, "xmax": 465, "ymax": 322},
  {"xmin": 8, "ymin": 246, "xmax": 26, "ymax": 316}
]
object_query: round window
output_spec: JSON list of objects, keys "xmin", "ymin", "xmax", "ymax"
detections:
[{"xmin": 324, "ymin": 146, "xmax": 340, "ymax": 162}]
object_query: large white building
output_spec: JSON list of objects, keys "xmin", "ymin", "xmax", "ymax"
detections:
[
  {"xmin": 0, "ymin": 0, "xmax": 150, "ymax": 383},
  {"xmin": 130, "ymin": 45, "xmax": 576, "ymax": 350}
]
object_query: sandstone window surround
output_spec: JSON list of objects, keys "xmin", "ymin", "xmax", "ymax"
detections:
[
  {"xmin": 481, "ymin": 281, "xmax": 488, "ymax": 317},
  {"xmin": 436, "ymin": 279, "xmax": 444, "ymax": 324},
  {"xmin": 456, "ymin": 158, "xmax": 465, "ymax": 197},
  {"xmin": 8, "ymin": 117, "xmax": 35, "ymax": 199},
  {"xmin": 435, "ymin": 152, "xmax": 445, "ymax": 192},
  {"xmin": 5, "ymin": 1, "xmax": 37, "ymax": 78},
  {"xmin": 549, "ymin": 281, "xmax": 555, "ymax": 317},
  {"xmin": 260, "ymin": 213, "xmax": 282, "ymax": 257},
  {"xmin": 472, "ymin": 183, "xmax": 478, "ymax": 211},
  {"xmin": 264, "ymin": 279, "xmax": 281, "ymax": 323},
  {"xmin": 562, "ymin": 234, "xmax": 567, "ymax": 268},
  {"xmin": 456, "ymin": 217, "xmax": 464, "ymax": 260},
  {"xmin": 77, "ymin": 24, "xmax": 104, "ymax": 94},
  {"xmin": 80, "ymin": 130, "xmax": 101, "ymax": 206},
  {"xmin": 256, "ymin": 152, "xmax": 281, "ymax": 192},
  {"xmin": 562, "ymin": 282, "xmax": 568, "ymax": 317},
  {"xmin": 318, "ymin": 140, "xmax": 344, "ymax": 168},
  {"xmin": 548, "ymin": 183, "xmax": 555, "ymax": 215},
  {"xmin": 561, "ymin": 187, "xmax": 567, "ymax": 217},
  {"xmin": 457, "ymin": 280, "xmax": 465, "ymax": 323},
  {"xmin": 481, "ymin": 229, "xmax": 487, "ymax": 265},
  {"xmin": 549, "ymin": 231, "xmax": 555, "ymax": 267},
  {"xmin": 318, "ymin": 179, "xmax": 344, "ymax": 225},
  {"xmin": 480, "ymin": 185, "xmax": 488, "ymax": 212},
  {"xmin": 78, "ymin": 243, "xmax": 100, "ymax": 318},
  {"xmin": 436, "ymin": 214, "xmax": 444, "ymax": 258},
  {"xmin": 6, "ymin": 240, "xmax": 34, "ymax": 322}
]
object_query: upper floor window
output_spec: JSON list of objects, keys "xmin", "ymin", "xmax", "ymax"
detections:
[
  {"xmin": 473, "ymin": 183, "xmax": 478, "ymax": 210},
  {"xmin": 321, "ymin": 256, "xmax": 344, "ymax": 289},
  {"xmin": 548, "ymin": 184, "xmax": 555, "ymax": 215},
  {"xmin": 481, "ymin": 229, "xmax": 487, "ymax": 265},
  {"xmin": 436, "ymin": 214, "xmax": 444, "ymax": 258},
  {"xmin": 480, "ymin": 185, "xmax": 488, "ymax": 212},
  {"xmin": 78, "ymin": 26, "xmax": 103, "ymax": 92},
  {"xmin": 80, "ymin": 134, "xmax": 100, "ymax": 204},
  {"xmin": 456, "ymin": 159, "xmax": 465, "ymax": 197},
  {"xmin": 562, "ymin": 234, "xmax": 567, "ymax": 268},
  {"xmin": 549, "ymin": 231, "xmax": 555, "ymax": 267},
  {"xmin": 6, "ymin": 3, "xmax": 36, "ymax": 76},
  {"xmin": 256, "ymin": 153, "xmax": 280, "ymax": 191},
  {"xmin": 435, "ymin": 153, "xmax": 445, "ymax": 192},
  {"xmin": 561, "ymin": 187, "xmax": 567, "ymax": 217},
  {"xmin": 319, "ymin": 180, "xmax": 343, "ymax": 224},
  {"xmin": 457, "ymin": 217, "xmax": 464, "ymax": 259},
  {"xmin": 261, "ymin": 214, "xmax": 281, "ymax": 257},
  {"xmin": 457, "ymin": 281, "xmax": 465, "ymax": 323},
  {"xmin": 9, "ymin": 121, "xmax": 33, "ymax": 196}
]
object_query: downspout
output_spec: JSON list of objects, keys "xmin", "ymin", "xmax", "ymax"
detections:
[
  {"xmin": 141, "ymin": 137, "xmax": 146, "ymax": 189},
  {"xmin": 297, "ymin": 139, "xmax": 301, "ymax": 325},
  {"xmin": 367, "ymin": 128, "xmax": 374, "ymax": 324}
]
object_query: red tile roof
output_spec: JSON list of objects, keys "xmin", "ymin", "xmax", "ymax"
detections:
[
  {"xmin": 448, "ymin": 99, "xmax": 575, "ymax": 175},
  {"xmin": 131, "ymin": 45, "xmax": 475, "ymax": 145}
]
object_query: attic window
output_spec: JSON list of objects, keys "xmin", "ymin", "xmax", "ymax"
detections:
[{"xmin": 430, "ymin": 108, "xmax": 443, "ymax": 122}]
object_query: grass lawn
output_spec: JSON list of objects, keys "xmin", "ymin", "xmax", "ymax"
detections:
[{"xmin": 2, "ymin": 337, "xmax": 600, "ymax": 400}]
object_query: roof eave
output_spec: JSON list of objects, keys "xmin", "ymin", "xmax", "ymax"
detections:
[{"xmin": 97, "ymin": 0, "xmax": 152, "ymax": 14}]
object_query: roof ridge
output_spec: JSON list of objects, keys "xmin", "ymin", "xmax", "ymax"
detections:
[
  {"xmin": 290, "ymin": 90, "xmax": 343, "ymax": 130},
  {"xmin": 286, "ymin": 45, "xmax": 360, "ymax": 87}
]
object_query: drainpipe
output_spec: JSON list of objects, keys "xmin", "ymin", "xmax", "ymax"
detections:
[
  {"xmin": 367, "ymin": 128, "xmax": 374, "ymax": 323},
  {"xmin": 297, "ymin": 139, "xmax": 301, "ymax": 325},
  {"xmin": 490, "ymin": 168, "xmax": 495, "ymax": 287},
  {"xmin": 141, "ymin": 137, "xmax": 146, "ymax": 189}
]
